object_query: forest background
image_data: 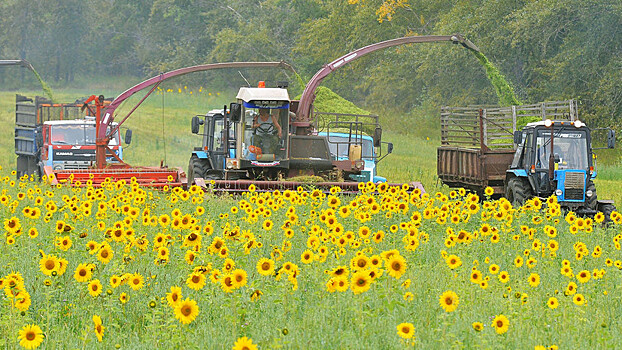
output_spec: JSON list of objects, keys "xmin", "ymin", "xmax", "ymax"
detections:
[
  {"xmin": 0, "ymin": 0, "xmax": 621, "ymax": 188},
  {"xmin": 0, "ymin": 0, "xmax": 619, "ymax": 122}
]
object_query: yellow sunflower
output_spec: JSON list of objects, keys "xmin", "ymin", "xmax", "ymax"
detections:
[
  {"xmin": 256, "ymin": 258, "xmax": 275, "ymax": 276},
  {"xmin": 445, "ymin": 255, "xmax": 462, "ymax": 269},
  {"xmin": 97, "ymin": 244, "xmax": 113, "ymax": 264},
  {"xmin": 231, "ymin": 269, "xmax": 248, "ymax": 289},
  {"xmin": 232, "ymin": 336, "xmax": 258, "ymax": 350},
  {"xmin": 573, "ymin": 293, "xmax": 586, "ymax": 306},
  {"xmin": 14, "ymin": 291, "xmax": 32, "ymax": 311},
  {"xmin": 491, "ymin": 314, "xmax": 509, "ymax": 334},
  {"xmin": 350, "ymin": 270, "xmax": 372, "ymax": 294},
  {"xmin": 186, "ymin": 272, "xmax": 206, "ymax": 291},
  {"xmin": 39, "ymin": 254, "xmax": 58, "ymax": 276},
  {"xmin": 220, "ymin": 274, "xmax": 235, "ymax": 293},
  {"xmin": 174, "ymin": 298, "xmax": 199, "ymax": 324},
  {"xmin": 73, "ymin": 263, "xmax": 94, "ymax": 283},
  {"xmin": 386, "ymin": 255, "xmax": 407, "ymax": 279},
  {"xmin": 93, "ymin": 314, "xmax": 105, "ymax": 342},
  {"xmin": 18, "ymin": 324, "xmax": 44, "ymax": 349},
  {"xmin": 396, "ymin": 322, "xmax": 415, "ymax": 339},
  {"xmin": 129, "ymin": 273, "xmax": 144, "ymax": 291},
  {"xmin": 119, "ymin": 293, "xmax": 129, "ymax": 304},
  {"xmin": 439, "ymin": 290, "xmax": 459, "ymax": 312},
  {"xmin": 88, "ymin": 279, "xmax": 103, "ymax": 297},
  {"xmin": 166, "ymin": 286, "xmax": 183, "ymax": 307},
  {"xmin": 528, "ymin": 273, "xmax": 540, "ymax": 287}
]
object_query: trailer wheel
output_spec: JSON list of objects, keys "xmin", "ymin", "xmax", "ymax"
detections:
[
  {"xmin": 586, "ymin": 181, "xmax": 597, "ymax": 209},
  {"xmin": 188, "ymin": 156, "xmax": 210, "ymax": 186},
  {"xmin": 506, "ymin": 177, "xmax": 531, "ymax": 207}
]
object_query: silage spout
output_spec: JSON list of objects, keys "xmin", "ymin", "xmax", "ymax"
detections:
[
  {"xmin": 450, "ymin": 34, "xmax": 480, "ymax": 53},
  {"xmin": 0, "ymin": 59, "xmax": 35, "ymax": 72},
  {"xmin": 18, "ymin": 59, "xmax": 35, "ymax": 72}
]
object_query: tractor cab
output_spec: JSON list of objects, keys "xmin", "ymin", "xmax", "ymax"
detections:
[
  {"xmin": 508, "ymin": 119, "xmax": 615, "ymax": 213},
  {"xmin": 235, "ymin": 87, "xmax": 290, "ymax": 163},
  {"xmin": 228, "ymin": 86, "xmax": 291, "ymax": 180},
  {"xmin": 189, "ymin": 84, "xmax": 291, "ymax": 183}
]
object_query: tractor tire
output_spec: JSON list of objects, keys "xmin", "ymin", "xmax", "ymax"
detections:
[
  {"xmin": 600, "ymin": 203, "xmax": 616, "ymax": 224},
  {"xmin": 187, "ymin": 156, "xmax": 210, "ymax": 186},
  {"xmin": 586, "ymin": 181, "xmax": 597, "ymax": 209},
  {"xmin": 506, "ymin": 177, "xmax": 532, "ymax": 207}
]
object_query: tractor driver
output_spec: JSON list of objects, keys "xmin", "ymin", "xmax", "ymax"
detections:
[{"xmin": 252, "ymin": 108, "xmax": 282, "ymax": 155}]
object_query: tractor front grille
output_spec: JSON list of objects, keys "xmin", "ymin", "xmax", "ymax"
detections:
[{"xmin": 564, "ymin": 172, "xmax": 585, "ymax": 200}]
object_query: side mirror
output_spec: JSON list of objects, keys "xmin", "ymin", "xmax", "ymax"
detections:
[
  {"xmin": 191, "ymin": 116, "xmax": 200, "ymax": 134},
  {"xmin": 607, "ymin": 129, "xmax": 616, "ymax": 149},
  {"xmin": 387, "ymin": 142, "xmax": 394, "ymax": 154},
  {"xmin": 513, "ymin": 130, "xmax": 522, "ymax": 145},
  {"xmin": 229, "ymin": 103, "xmax": 241, "ymax": 122},
  {"xmin": 373, "ymin": 127, "xmax": 382, "ymax": 147},
  {"xmin": 124, "ymin": 129, "xmax": 132, "ymax": 145}
]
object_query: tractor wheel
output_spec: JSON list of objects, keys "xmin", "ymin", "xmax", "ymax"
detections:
[
  {"xmin": 600, "ymin": 203, "xmax": 617, "ymax": 224},
  {"xmin": 586, "ymin": 181, "xmax": 598, "ymax": 209},
  {"xmin": 506, "ymin": 177, "xmax": 532, "ymax": 207},
  {"xmin": 187, "ymin": 156, "xmax": 210, "ymax": 186}
]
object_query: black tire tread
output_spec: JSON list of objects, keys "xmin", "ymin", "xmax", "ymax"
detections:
[
  {"xmin": 601, "ymin": 203, "xmax": 616, "ymax": 223},
  {"xmin": 506, "ymin": 177, "xmax": 532, "ymax": 206},
  {"xmin": 586, "ymin": 181, "xmax": 597, "ymax": 209},
  {"xmin": 188, "ymin": 156, "xmax": 210, "ymax": 185}
]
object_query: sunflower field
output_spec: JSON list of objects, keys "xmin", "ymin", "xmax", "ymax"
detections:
[{"xmin": 2, "ymin": 173, "xmax": 622, "ymax": 349}]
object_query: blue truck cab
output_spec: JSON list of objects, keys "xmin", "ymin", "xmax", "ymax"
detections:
[{"xmin": 318, "ymin": 132, "xmax": 388, "ymax": 183}]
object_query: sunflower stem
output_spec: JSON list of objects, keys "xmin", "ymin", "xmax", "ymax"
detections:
[{"xmin": 80, "ymin": 327, "xmax": 89, "ymax": 350}]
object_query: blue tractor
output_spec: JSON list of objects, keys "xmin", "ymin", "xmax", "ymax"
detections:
[{"xmin": 507, "ymin": 119, "xmax": 616, "ymax": 216}]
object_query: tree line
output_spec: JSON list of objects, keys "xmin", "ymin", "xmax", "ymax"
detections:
[{"xmin": 0, "ymin": 0, "xmax": 620, "ymax": 126}]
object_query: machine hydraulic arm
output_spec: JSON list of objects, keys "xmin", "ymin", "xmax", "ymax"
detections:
[
  {"xmin": 95, "ymin": 61, "xmax": 296, "ymax": 168},
  {"xmin": 294, "ymin": 34, "xmax": 480, "ymax": 131}
]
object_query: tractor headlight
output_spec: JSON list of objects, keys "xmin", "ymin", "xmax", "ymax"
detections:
[
  {"xmin": 53, "ymin": 165, "xmax": 63, "ymax": 171},
  {"xmin": 544, "ymin": 119, "xmax": 553, "ymax": 127},
  {"xmin": 226, "ymin": 158, "xmax": 239, "ymax": 170},
  {"xmin": 573, "ymin": 120, "xmax": 584, "ymax": 128},
  {"xmin": 555, "ymin": 189, "xmax": 563, "ymax": 196},
  {"xmin": 586, "ymin": 189, "xmax": 593, "ymax": 197}
]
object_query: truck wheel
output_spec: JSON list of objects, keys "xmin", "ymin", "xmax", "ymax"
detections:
[
  {"xmin": 586, "ymin": 181, "xmax": 597, "ymax": 209},
  {"xmin": 37, "ymin": 162, "xmax": 45, "ymax": 181},
  {"xmin": 506, "ymin": 177, "xmax": 531, "ymax": 207},
  {"xmin": 188, "ymin": 156, "xmax": 210, "ymax": 186}
]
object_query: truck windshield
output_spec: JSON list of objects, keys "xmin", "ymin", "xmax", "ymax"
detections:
[
  {"xmin": 326, "ymin": 135, "xmax": 374, "ymax": 160},
  {"xmin": 535, "ymin": 129, "xmax": 588, "ymax": 170},
  {"xmin": 51, "ymin": 124, "xmax": 119, "ymax": 146}
]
